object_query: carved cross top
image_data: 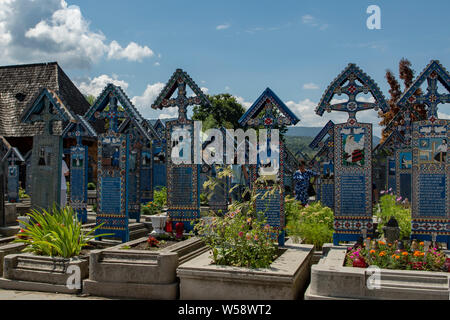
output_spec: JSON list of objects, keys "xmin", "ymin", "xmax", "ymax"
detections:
[
  {"xmin": 95, "ymin": 96, "xmax": 126, "ymax": 133},
  {"xmin": 162, "ymin": 81, "xmax": 201, "ymax": 120},
  {"xmin": 31, "ymin": 98, "xmax": 62, "ymax": 135}
]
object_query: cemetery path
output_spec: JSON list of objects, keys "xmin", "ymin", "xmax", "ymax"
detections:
[{"xmin": 0, "ymin": 288, "xmax": 110, "ymax": 300}]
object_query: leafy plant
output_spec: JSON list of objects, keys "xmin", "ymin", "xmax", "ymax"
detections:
[
  {"xmin": 87, "ymin": 182, "xmax": 96, "ymax": 190},
  {"xmin": 285, "ymin": 199, "xmax": 333, "ymax": 250},
  {"xmin": 375, "ymin": 192, "xmax": 411, "ymax": 239},
  {"xmin": 200, "ymin": 193, "xmax": 209, "ymax": 206},
  {"xmin": 14, "ymin": 205, "xmax": 111, "ymax": 258},
  {"xmin": 153, "ymin": 187, "xmax": 167, "ymax": 208},
  {"xmin": 19, "ymin": 187, "xmax": 30, "ymax": 199}
]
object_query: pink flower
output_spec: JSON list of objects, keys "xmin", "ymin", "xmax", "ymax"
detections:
[
  {"xmin": 246, "ymin": 233, "xmax": 251, "ymax": 240},
  {"xmin": 238, "ymin": 231, "xmax": 244, "ymax": 237},
  {"xmin": 254, "ymin": 235, "xmax": 259, "ymax": 241},
  {"xmin": 380, "ymin": 190, "xmax": 386, "ymax": 195},
  {"xmin": 396, "ymin": 196, "xmax": 402, "ymax": 202}
]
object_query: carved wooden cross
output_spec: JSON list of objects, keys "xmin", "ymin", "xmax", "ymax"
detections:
[
  {"xmin": 30, "ymin": 98, "xmax": 62, "ymax": 135},
  {"xmin": 161, "ymin": 81, "xmax": 201, "ymax": 121},
  {"xmin": 95, "ymin": 96, "xmax": 126, "ymax": 133}
]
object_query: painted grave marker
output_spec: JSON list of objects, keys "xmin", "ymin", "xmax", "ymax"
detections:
[
  {"xmin": 151, "ymin": 69, "xmax": 210, "ymax": 231},
  {"xmin": 21, "ymin": 88, "xmax": 75, "ymax": 210},
  {"xmin": 397, "ymin": 60, "xmax": 450, "ymax": 245},
  {"xmin": 84, "ymin": 84, "xmax": 136, "ymax": 242},
  {"xmin": 316, "ymin": 63, "xmax": 389, "ymax": 244},
  {"xmin": 310, "ymin": 120, "xmax": 335, "ymax": 209},
  {"xmin": 62, "ymin": 115, "xmax": 97, "ymax": 223},
  {"xmin": 239, "ymin": 88, "xmax": 300, "ymax": 246},
  {"xmin": 119, "ymin": 117, "xmax": 158, "ymax": 221}
]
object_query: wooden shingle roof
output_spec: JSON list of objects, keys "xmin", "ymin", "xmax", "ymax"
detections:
[{"xmin": 0, "ymin": 62, "xmax": 91, "ymax": 137}]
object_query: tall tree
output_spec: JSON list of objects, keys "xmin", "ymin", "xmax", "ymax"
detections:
[
  {"xmin": 192, "ymin": 93, "xmax": 246, "ymax": 130},
  {"xmin": 379, "ymin": 58, "xmax": 427, "ymax": 142}
]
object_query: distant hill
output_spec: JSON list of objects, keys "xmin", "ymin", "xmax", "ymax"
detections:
[{"xmin": 287, "ymin": 126, "xmax": 381, "ymax": 146}]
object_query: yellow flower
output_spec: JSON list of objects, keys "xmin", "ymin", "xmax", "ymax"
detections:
[
  {"xmin": 379, "ymin": 251, "xmax": 386, "ymax": 257},
  {"xmin": 370, "ymin": 250, "xmax": 376, "ymax": 254},
  {"xmin": 419, "ymin": 242, "xmax": 424, "ymax": 246},
  {"xmin": 378, "ymin": 241, "xmax": 386, "ymax": 246},
  {"xmin": 395, "ymin": 255, "xmax": 400, "ymax": 260},
  {"xmin": 402, "ymin": 252, "xmax": 408, "ymax": 256}
]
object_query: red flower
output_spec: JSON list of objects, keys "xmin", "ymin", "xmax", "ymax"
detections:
[{"xmin": 147, "ymin": 236, "xmax": 160, "ymax": 247}]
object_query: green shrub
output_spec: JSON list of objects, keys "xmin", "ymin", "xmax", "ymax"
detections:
[
  {"xmin": 375, "ymin": 193, "xmax": 411, "ymax": 239},
  {"xmin": 87, "ymin": 182, "xmax": 96, "ymax": 190},
  {"xmin": 153, "ymin": 187, "xmax": 167, "ymax": 208},
  {"xmin": 14, "ymin": 205, "xmax": 111, "ymax": 258},
  {"xmin": 285, "ymin": 200, "xmax": 334, "ymax": 250}
]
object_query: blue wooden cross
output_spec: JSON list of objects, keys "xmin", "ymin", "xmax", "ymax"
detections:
[{"xmin": 94, "ymin": 96, "xmax": 126, "ymax": 133}]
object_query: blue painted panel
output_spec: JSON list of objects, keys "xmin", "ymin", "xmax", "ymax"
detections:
[
  {"xmin": 96, "ymin": 133, "xmax": 129, "ymax": 243},
  {"xmin": 418, "ymin": 174, "xmax": 446, "ymax": 217},
  {"xmin": 70, "ymin": 146, "xmax": 88, "ymax": 223},
  {"xmin": 399, "ymin": 173, "xmax": 412, "ymax": 203},
  {"xmin": 140, "ymin": 149, "xmax": 153, "ymax": 203},
  {"xmin": 153, "ymin": 163, "xmax": 166, "ymax": 188},
  {"xmin": 340, "ymin": 175, "xmax": 366, "ymax": 215},
  {"xmin": 321, "ymin": 180, "xmax": 334, "ymax": 209}
]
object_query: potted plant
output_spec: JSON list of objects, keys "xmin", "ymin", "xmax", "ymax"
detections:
[
  {"xmin": 177, "ymin": 186, "xmax": 314, "ymax": 300},
  {"xmin": 306, "ymin": 238, "xmax": 450, "ymax": 300},
  {"xmin": 0, "ymin": 205, "xmax": 110, "ymax": 294}
]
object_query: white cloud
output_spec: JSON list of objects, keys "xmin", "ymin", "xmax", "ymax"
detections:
[
  {"xmin": 77, "ymin": 74, "xmax": 129, "ymax": 97},
  {"xmin": 216, "ymin": 24, "xmax": 230, "ymax": 30},
  {"xmin": 301, "ymin": 14, "xmax": 328, "ymax": 31},
  {"xmin": 107, "ymin": 41, "xmax": 153, "ymax": 62},
  {"xmin": 303, "ymin": 83, "xmax": 319, "ymax": 90},
  {"xmin": 0, "ymin": 0, "xmax": 154, "ymax": 69},
  {"xmin": 285, "ymin": 98, "xmax": 384, "ymax": 137},
  {"xmin": 301, "ymin": 15, "xmax": 316, "ymax": 25},
  {"xmin": 131, "ymin": 82, "xmax": 166, "ymax": 117},
  {"xmin": 154, "ymin": 62, "xmax": 160, "ymax": 66},
  {"xmin": 234, "ymin": 96, "xmax": 252, "ymax": 109}
]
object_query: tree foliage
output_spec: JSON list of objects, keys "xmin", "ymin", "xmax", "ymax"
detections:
[
  {"xmin": 379, "ymin": 58, "xmax": 427, "ymax": 143},
  {"xmin": 192, "ymin": 93, "xmax": 246, "ymax": 130}
]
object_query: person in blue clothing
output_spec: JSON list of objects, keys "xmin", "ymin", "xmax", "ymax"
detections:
[{"xmin": 293, "ymin": 160, "xmax": 319, "ymax": 206}]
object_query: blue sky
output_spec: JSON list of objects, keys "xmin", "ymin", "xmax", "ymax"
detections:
[{"xmin": 1, "ymin": 0, "xmax": 449, "ymax": 136}]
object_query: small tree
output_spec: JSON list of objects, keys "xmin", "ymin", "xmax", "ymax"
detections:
[{"xmin": 379, "ymin": 58, "xmax": 427, "ymax": 143}]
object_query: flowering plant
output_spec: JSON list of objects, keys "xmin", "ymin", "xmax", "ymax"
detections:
[
  {"xmin": 141, "ymin": 201, "xmax": 162, "ymax": 216},
  {"xmin": 147, "ymin": 236, "xmax": 160, "ymax": 247},
  {"xmin": 345, "ymin": 240, "xmax": 448, "ymax": 272},
  {"xmin": 194, "ymin": 189, "xmax": 279, "ymax": 269}
]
